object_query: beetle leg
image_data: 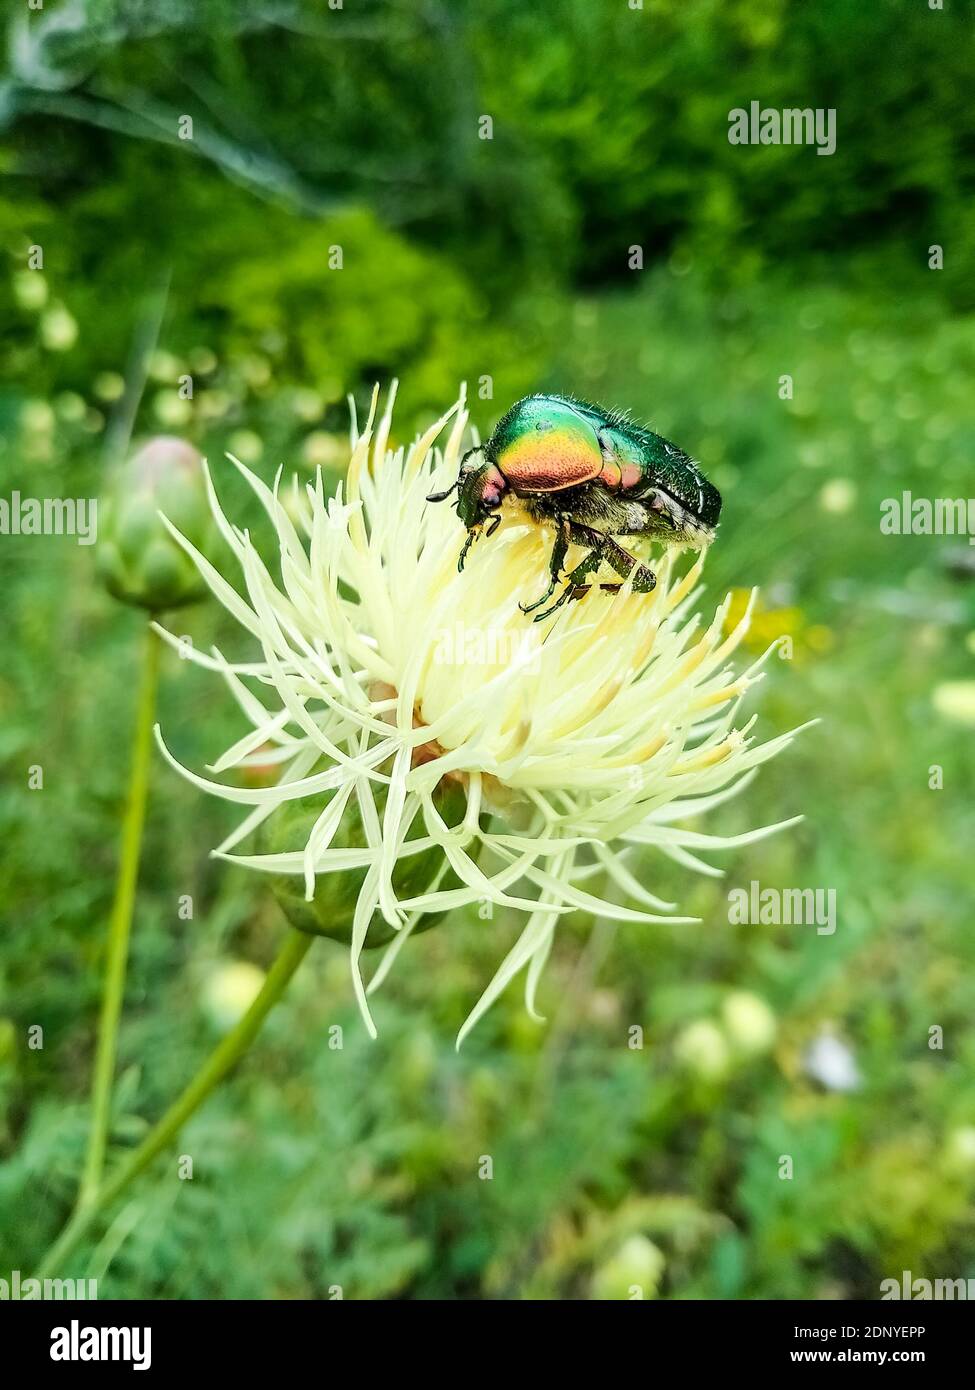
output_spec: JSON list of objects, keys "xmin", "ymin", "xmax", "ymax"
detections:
[
  {"xmin": 568, "ymin": 522, "xmax": 607, "ymax": 548},
  {"xmin": 566, "ymin": 578, "xmax": 627, "ymax": 607},
  {"xmin": 533, "ymin": 543, "xmax": 606, "ymax": 622},
  {"xmin": 520, "ymin": 517, "xmax": 571, "ymax": 614},
  {"xmin": 568, "ymin": 523, "xmax": 657, "ymax": 594},
  {"xmin": 457, "ymin": 528, "xmax": 478, "ymax": 572},
  {"xmin": 458, "ymin": 507, "xmax": 501, "ymax": 570},
  {"xmin": 604, "ymin": 537, "xmax": 656, "ymax": 593}
]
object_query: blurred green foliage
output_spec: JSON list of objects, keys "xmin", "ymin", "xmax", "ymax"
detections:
[{"xmin": 1, "ymin": 0, "xmax": 974, "ymax": 1300}]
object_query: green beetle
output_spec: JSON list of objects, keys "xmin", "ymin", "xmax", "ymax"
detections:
[{"xmin": 427, "ymin": 394, "xmax": 721, "ymax": 620}]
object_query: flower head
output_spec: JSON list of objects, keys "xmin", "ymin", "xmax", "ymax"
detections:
[{"xmin": 156, "ymin": 385, "xmax": 802, "ymax": 1044}]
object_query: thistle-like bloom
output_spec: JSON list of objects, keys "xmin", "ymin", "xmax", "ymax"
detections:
[{"xmin": 155, "ymin": 386, "xmax": 802, "ymax": 1044}]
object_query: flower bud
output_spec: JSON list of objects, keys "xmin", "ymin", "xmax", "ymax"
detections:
[
  {"xmin": 96, "ymin": 436, "xmax": 213, "ymax": 611},
  {"xmin": 13, "ymin": 271, "xmax": 48, "ymax": 312},
  {"xmin": 40, "ymin": 302, "xmax": 78, "ymax": 351},
  {"xmin": 591, "ymin": 1236, "xmax": 665, "ymax": 1301},
  {"xmin": 722, "ymin": 991, "xmax": 777, "ymax": 1056},
  {"xmin": 262, "ymin": 781, "xmax": 469, "ymax": 948},
  {"xmin": 201, "ymin": 960, "xmax": 266, "ymax": 1033},
  {"xmin": 933, "ymin": 680, "xmax": 975, "ymax": 728},
  {"xmin": 675, "ymin": 1019, "xmax": 730, "ymax": 1081},
  {"xmin": 943, "ymin": 1126, "xmax": 975, "ymax": 1175}
]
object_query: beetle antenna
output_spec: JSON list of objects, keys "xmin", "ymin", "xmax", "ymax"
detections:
[
  {"xmin": 426, "ymin": 445, "xmax": 484, "ymax": 503},
  {"xmin": 425, "ymin": 479, "xmax": 458, "ymax": 504}
]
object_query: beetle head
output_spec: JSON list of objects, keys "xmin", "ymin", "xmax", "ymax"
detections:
[{"xmin": 427, "ymin": 448, "xmax": 507, "ymax": 533}]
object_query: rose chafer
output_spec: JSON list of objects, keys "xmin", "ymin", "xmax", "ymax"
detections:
[{"xmin": 428, "ymin": 393, "xmax": 722, "ymax": 620}]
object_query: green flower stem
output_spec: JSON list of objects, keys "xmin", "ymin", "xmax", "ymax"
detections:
[
  {"xmin": 76, "ymin": 622, "xmax": 161, "ymax": 1212},
  {"xmin": 36, "ymin": 928, "xmax": 315, "ymax": 1280}
]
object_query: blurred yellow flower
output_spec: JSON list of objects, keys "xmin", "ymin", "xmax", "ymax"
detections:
[
  {"xmin": 592, "ymin": 1235, "xmax": 665, "ymax": 1300},
  {"xmin": 202, "ymin": 960, "xmax": 267, "ymax": 1032},
  {"xmin": 724, "ymin": 587, "xmax": 832, "ymax": 661},
  {"xmin": 148, "ymin": 349, "xmax": 182, "ymax": 382},
  {"xmin": 152, "ymin": 391, "xmax": 193, "ymax": 429},
  {"xmin": 189, "ymin": 346, "xmax": 218, "ymax": 375},
  {"xmin": 40, "ymin": 303, "xmax": 78, "ymax": 352},
  {"xmin": 20, "ymin": 399, "xmax": 55, "ymax": 434},
  {"xmin": 932, "ymin": 681, "xmax": 975, "ymax": 727},
  {"xmin": 675, "ymin": 1019, "xmax": 731, "ymax": 1081},
  {"xmin": 94, "ymin": 371, "xmax": 126, "ymax": 403},
  {"xmin": 302, "ymin": 431, "xmax": 345, "ymax": 468},
  {"xmin": 818, "ymin": 478, "xmax": 856, "ymax": 514},
  {"xmin": 55, "ymin": 392, "xmax": 87, "ymax": 423},
  {"xmin": 241, "ymin": 355, "xmax": 272, "ymax": 389},
  {"xmin": 227, "ymin": 429, "xmax": 263, "ymax": 464},
  {"xmin": 292, "ymin": 388, "xmax": 325, "ymax": 422},
  {"xmin": 722, "ymin": 990, "xmax": 777, "ymax": 1055},
  {"xmin": 944, "ymin": 1126, "xmax": 975, "ymax": 1174},
  {"xmin": 198, "ymin": 389, "xmax": 233, "ymax": 420},
  {"xmin": 13, "ymin": 270, "xmax": 48, "ymax": 312}
]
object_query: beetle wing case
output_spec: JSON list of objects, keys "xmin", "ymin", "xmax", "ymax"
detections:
[{"xmin": 490, "ymin": 395, "xmax": 604, "ymax": 493}]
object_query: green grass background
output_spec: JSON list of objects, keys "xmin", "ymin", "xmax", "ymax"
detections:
[{"xmin": 1, "ymin": 0, "xmax": 974, "ymax": 1299}]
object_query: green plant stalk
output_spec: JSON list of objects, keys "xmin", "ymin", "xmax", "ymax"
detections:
[
  {"xmin": 76, "ymin": 623, "xmax": 161, "ymax": 1212},
  {"xmin": 36, "ymin": 928, "xmax": 315, "ymax": 1279}
]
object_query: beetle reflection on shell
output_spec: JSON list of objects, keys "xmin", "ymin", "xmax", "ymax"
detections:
[{"xmin": 427, "ymin": 394, "xmax": 722, "ymax": 621}]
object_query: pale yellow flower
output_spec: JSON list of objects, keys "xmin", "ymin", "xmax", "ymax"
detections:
[{"xmin": 155, "ymin": 386, "xmax": 803, "ymax": 1043}]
